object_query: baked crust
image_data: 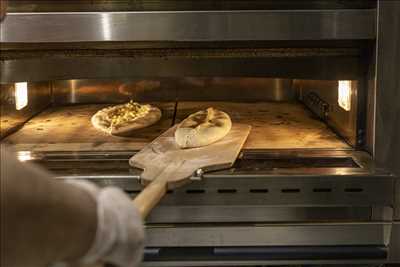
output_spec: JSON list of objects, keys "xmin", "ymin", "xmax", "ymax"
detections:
[{"xmin": 175, "ymin": 107, "xmax": 232, "ymax": 148}]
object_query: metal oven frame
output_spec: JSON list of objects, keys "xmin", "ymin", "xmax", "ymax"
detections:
[{"xmin": 1, "ymin": 0, "xmax": 399, "ymax": 265}]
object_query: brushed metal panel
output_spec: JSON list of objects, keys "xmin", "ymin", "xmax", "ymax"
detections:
[
  {"xmin": 52, "ymin": 79, "xmax": 177, "ymax": 104},
  {"xmin": 51, "ymin": 78, "xmax": 295, "ymax": 104},
  {"xmin": 141, "ymin": 259, "xmax": 385, "ymax": 267},
  {"xmin": 366, "ymin": 47, "xmax": 376, "ymax": 154},
  {"xmin": 143, "ymin": 246, "xmax": 387, "ymax": 264},
  {"xmin": 176, "ymin": 78, "xmax": 295, "ymax": 102},
  {"xmin": 147, "ymin": 175, "xmax": 394, "ymax": 207},
  {"xmin": 60, "ymin": 174, "xmax": 394, "ymax": 208},
  {"xmin": 0, "ymin": 10, "xmax": 376, "ymax": 43},
  {"xmin": 41, "ymin": 150, "xmax": 393, "ymax": 209},
  {"xmin": 0, "ymin": 56, "xmax": 362, "ymax": 83},
  {"xmin": 145, "ymin": 223, "xmax": 391, "ymax": 247},
  {"xmin": 388, "ymin": 222, "xmax": 400, "ymax": 263},
  {"xmin": 146, "ymin": 206, "xmax": 371, "ymax": 223},
  {"xmin": 7, "ymin": 0, "xmax": 377, "ymax": 13},
  {"xmin": 396, "ymin": 179, "xmax": 400, "ymax": 221},
  {"xmin": 375, "ymin": 0, "xmax": 400, "ymax": 223}
]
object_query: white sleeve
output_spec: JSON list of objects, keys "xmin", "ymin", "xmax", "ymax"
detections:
[{"xmin": 67, "ymin": 181, "xmax": 145, "ymax": 267}]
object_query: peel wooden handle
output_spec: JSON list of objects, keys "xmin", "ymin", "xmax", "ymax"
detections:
[{"xmin": 132, "ymin": 180, "xmax": 167, "ymax": 219}]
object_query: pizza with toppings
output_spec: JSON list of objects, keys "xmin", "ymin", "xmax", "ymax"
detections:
[{"xmin": 91, "ymin": 101, "xmax": 161, "ymax": 135}]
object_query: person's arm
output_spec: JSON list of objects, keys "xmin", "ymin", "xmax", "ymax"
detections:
[
  {"xmin": 1, "ymin": 147, "xmax": 97, "ymax": 267},
  {"xmin": 1, "ymin": 147, "xmax": 144, "ymax": 267}
]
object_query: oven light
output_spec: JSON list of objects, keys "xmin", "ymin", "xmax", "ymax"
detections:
[
  {"xmin": 17, "ymin": 151, "xmax": 33, "ymax": 162},
  {"xmin": 15, "ymin": 82, "xmax": 28, "ymax": 110},
  {"xmin": 338, "ymin": 80, "xmax": 351, "ymax": 111},
  {"xmin": 101, "ymin": 13, "xmax": 111, "ymax": 40}
]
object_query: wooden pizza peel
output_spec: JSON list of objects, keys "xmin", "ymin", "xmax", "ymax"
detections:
[{"xmin": 129, "ymin": 123, "xmax": 251, "ymax": 218}]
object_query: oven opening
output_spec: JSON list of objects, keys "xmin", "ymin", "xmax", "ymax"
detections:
[
  {"xmin": 1, "ymin": 76, "xmax": 370, "ymax": 176},
  {"xmin": 1, "ymin": 78, "xmax": 359, "ymax": 152}
]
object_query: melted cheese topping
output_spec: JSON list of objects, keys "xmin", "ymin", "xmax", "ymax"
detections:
[{"xmin": 106, "ymin": 101, "xmax": 150, "ymax": 128}]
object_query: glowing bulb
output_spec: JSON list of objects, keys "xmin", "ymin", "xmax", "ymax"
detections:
[
  {"xmin": 15, "ymin": 82, "xmax": 28, "ymax": 110},
  {"xmin": 338, "ymin": 80, "xmax": 351, "ymax": 111},
  {"xmin": 101, "ymin": 13, "xmax": 111, "ymax": 40},
  {"xmin": 17, "ymin": 151, "xmax": 33, "ymax": 162}
]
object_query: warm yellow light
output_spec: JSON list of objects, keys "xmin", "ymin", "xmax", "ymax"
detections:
[
  {"xmin": 17, "ymin": 151, "xmax": 33, "ymax": 162},
  {"xmin": 101, "ymin": 13, "xmax": 111, "ymax": 40},
  {"xmin": 338, "ymin": 80, "xmax": 351, "ymax": 111},
  {"xmin": 15, "ymin": 82, "xmax": 28, "ymax": 110}
]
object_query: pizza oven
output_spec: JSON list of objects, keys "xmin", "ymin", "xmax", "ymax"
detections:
[{"xmin": 1, "ymin": 1, "xmax": 399, "ymax": 266}]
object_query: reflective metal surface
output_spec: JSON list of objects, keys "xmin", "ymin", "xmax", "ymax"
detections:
[
  {"xmin": 375, "ymin": 1, "xmax": 400, "ymax": 263},
  {"xmin": 389, "ymin": 222, "xmax": 400, "ymax": 263},
  {"xmin": 7, "ymin": 0, "xmax": 377, "ymax": 12},
  {"xmin": 295, "ymin": 79, "xmax": 359, "ymax": 147},
  {"xmin": 375, "ymin": 7, "xmax": 400, "ymax": 263},
  {"xmin": 51, "ymin": 78, "xmax": 295, "ymax": 104},
  {"xmin": 0, "ymin": 10, "xmax": 376, "ymax": 43},
  {"xmin": 52, "ymin": 79, "xmax": 176, "ymax": 104},
  {"xmin": 37, "ymin": 150, "xmax": 393, "ymax": 209},
  {"xmin": 0, "ymin": 82, "xmax": 51, "ymax": 138},
  {"xmin": 396, "ymin": 179, "xmax": 400, "ymax": 221},
  {"xmin": 146, "ymin": 206, "xmax": 372, "ymax": 223},
  {"xmin": 0, "ymin": 54, "xmax": 362, "ymax": 83},
  {"xmin": 142, "ymin": 259, "xmax": 388, "ymax": 267},
  {"xmin": 141, "ymin": 259, "xmax": 386, "ymax": 267},
  {"xmin": 365, "ymin": 39, "xmax": 377, "ymax": 155},
  {"xmin": 36, "ymin": 149, "xmax": 393, "ymax": 235},
  {"xmin": 90, "ymin": 172, "xmax": 393, "ymax": 208},
  {"xmin": 375, "ymin": 0, "xmax": 400, "ymax": 206},
  {"xmin": 144, "ymin": 223, "xmax": 391, "ymax": 247}
]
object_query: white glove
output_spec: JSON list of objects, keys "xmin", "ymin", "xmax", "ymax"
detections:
[{"xmin": 66, "ymin": 180, "xmax": 145, "ymax": 267}]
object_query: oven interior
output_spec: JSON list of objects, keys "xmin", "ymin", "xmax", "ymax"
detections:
[
  {"xmin": 1, "ymin": 77, "xmax": 358, "ymax": 149},
  {"xmin": 1, "ymin": 75, "xmax": 366, "ymax": 167}
]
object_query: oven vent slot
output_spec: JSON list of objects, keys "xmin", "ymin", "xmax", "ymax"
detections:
[
  {"xmin": 344, "ymin": 188, "xmax": 364, "ymax": 193},
  {"xmin": 249, "ymin": 189, "xmax": 269, "ymax": 193},
  {"xmin": 313, "ymin": 188, "xmax": 332, "ymax": 193},
  {"xmin": 186, "ymin": 189, "xmax": 206, "ymax": 194},
  {"xmin": 281, "ymin": 188, "xmax": 301, "ymax": 193},
  {"xmin": 125, "ymin": 187, "xmax": 364, "ymax": 197},
  {"xmin": 217, "ymin": 189, "xmax": 237, "ymax": 194}
]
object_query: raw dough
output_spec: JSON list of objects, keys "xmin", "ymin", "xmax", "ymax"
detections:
[
  {"xmin": 91, "ymin": 101, "xmax": 161, "ymax": 135},
  {"xmin": 175, "ymin": 107, "xmax": 232, "ymax": 148}
]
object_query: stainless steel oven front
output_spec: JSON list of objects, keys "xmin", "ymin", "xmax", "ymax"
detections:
[{"xmin": 1, "ymin": 0, "xmax": 399, "ymax": 265}]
